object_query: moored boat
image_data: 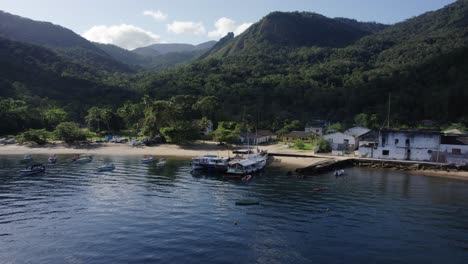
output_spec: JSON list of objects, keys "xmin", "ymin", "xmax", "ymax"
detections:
[
  {"xmin": 156, "ymin": 158, "xmax": 166, "ymax": 166},
  {"xmin": 22, "ymin": 154, "xmax": 33, "ymax": 163},
  {"xmin": 334, "ymin": 169, "xmax": 345, "ymax": 176},
  {"xmin": 241, "ymin": 174, "xmax": 252, "ymax": 182},
  {"xmin": 97, "ymin": 163, "xmax": 115, "ymax": 172},
  {"xmin": 141, "ymin": 155, "xmax": 156, "ymax": 163},
  {"xmin": 191, "ymin": 155, "xmax": 230, "ymax": 172},
  {"xmin": 75, "ymin": 155, "xmax": 93, "ymax": 163},
  {"xmin": 226, "ymin": 151, "xmax": 267, "ymax": 175},
  {"xmin": 48, "ymin": 154, "xmax": 57, "ymax": 164},
  {"xmin": 20, "ymin": 164, "xmax": 45, "ymax": 176}
]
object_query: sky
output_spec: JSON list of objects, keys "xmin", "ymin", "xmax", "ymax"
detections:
[{"xmin": 0, "ymin": 0, "xmax": 456, "ymax": 50}]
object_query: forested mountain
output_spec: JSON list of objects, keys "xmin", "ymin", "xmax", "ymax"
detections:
[
  {"xmin": 0, "ymin": 10, "xmax": 131, "ymax": 72},
  {"xmin": 133, "ymin": 41, "xmax": 217, "ymax": 56},
  {"xmin": 138, "ymin": 0, "xmax": 468, "ymax": 126},
  {"xmin": 94, "ymin": 43, "xmax": 151, "ymax": 66},
  {"xmin": 1, "ymin": 0, "xmax": 467, "ymax": 136},
  {"xmin": 95, "ymin": 41, "xmax": 217, "ymax": 70},
  {"xmin": 0, "ymin": 36, "xmax": 134, "ymax": 112},
  {"xmin": 202, "ymin": 12, "xmax": 385, "ymax": 58}
]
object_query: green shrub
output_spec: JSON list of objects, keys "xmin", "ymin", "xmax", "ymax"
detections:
[
  {"xmin": 54, "ymin": 122, "xmax": 87, "ymax": 143},
  {"xmin": 294, "ymin": 140, "xmax": 305, "ymax": 150},
  {"xmin": 17, "ymin": 129, "xmax": 52, "ymax": 145},
  {"xmin": 317, "ymin": 138, "xmax": 331, "ymax": 153}
]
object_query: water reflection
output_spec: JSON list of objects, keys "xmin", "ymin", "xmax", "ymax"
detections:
[{"xmin": 0, "ymin": 155, "xmax": 467, "ymax": 263}]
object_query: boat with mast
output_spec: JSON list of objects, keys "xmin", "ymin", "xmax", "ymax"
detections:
[{"xmin": 226, "ymin": 129, "xmax": 268, "ymax": 176}]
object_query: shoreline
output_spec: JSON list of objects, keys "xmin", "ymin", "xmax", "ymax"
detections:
[{"xmin": 1, "ymin": 142, "xmax": 467, "ymax": 180}]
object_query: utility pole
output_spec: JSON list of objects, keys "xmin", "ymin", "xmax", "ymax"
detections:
[{"xmin": 387, "ymin": 92, "xmax": 391, "ymax": 129}]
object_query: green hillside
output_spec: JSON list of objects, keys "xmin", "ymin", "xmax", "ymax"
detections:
[
  {"xmin": 0, "ymin": 10, "xmax": 131, "ymax": 72},
  {"xmin": 137, "ymin": 1, "xmax": 468, "ymax": 126}
]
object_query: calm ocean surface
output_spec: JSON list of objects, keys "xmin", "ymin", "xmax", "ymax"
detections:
[{"xmin": 0, "ymin": 155, "xmax": 467, "ymax": 264}]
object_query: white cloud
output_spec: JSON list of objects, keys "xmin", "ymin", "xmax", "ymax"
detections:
[
  {"xmin": 143, "ymin": 10, "xmax": 168, "ymax": 21},
  {"xmin": 208, "ymin": 17, "xmax": 253, "ymax": 38},
  {"xmin": 167, "ymin": 21, "xmax": 206, "ymax": 35},
  {"xmin": 82, "ymin": 24, "xmax": 160, "ymax": 50}
]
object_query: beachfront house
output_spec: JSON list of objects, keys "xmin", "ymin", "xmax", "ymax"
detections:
[
  {"xmin": 282, "ymin": 131, "xmax": 313, "ymax": 142},
  {"xmin": 358, "ymin": 130, "xmax": 379, "ymax": 147},
  {"xmin": 438, "ymin": 131, "xmax": 468, "ymax": 165},
  {"xmin": 305, "ymin": 120, "xmax": 327, "ymax": 136},
  {"xmin": 344, "ymin": 126, "xmax": 370, "ymax": 149},
  {"xmin": 359, "ymin": 130, "xmax": 440, "ymax": 161},
  {"xmin": 344, "ymin": 126, "xmax": 370, "ymax": 138},
  {"xmin": 305, "ymin": 126, "xmax": 323, "ymax": 136},
  {"xmin": 239, "ymin": 130, "xmax": 276, "ymax": 145},
  {"xmin": 323, "ymin": 132, "xmax": 356, "ymax": 154}
]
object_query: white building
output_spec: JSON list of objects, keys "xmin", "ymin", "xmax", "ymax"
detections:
[
  {"xmin": 439, "ymin": 134, "xmax": 468, "ymax": 165},
  {"xmin": 359, "ymin": 130, "xmax": 440, "ymax": 161},
  {"xmin": 323, "ymin": 132, "xmax": 356, "ymax": 152},
  {"xmin": 240, "ymin": 130, "xmax": 276, "ymax": 145},
  {"xmin": 305, "ymin": 126, "xmax": 323, "ymax": 136},
  {"xmin": 344, "ymin": 126, "xmax": 370, "ymax": 138}
]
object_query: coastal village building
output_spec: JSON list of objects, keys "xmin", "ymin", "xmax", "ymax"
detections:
[
  {"xmin": 439, "ymin": 131, "xmax": 468, "ymax": 165},
  {"xmin": 344, "ymin": 126, "xmax": 371, "ymax": 149},
  {"xmin": 359, "ymin": 130, "xmax": 441, "ymax": 161},
  {"xmin": 304, "ymin": 120, "xmax": 328, "ymax": 136},
  {"xmin": 282, "ymin": 131, "xmax": 312, "ymax": 142},
  {"xmin": 343, "ymin": 126, "xmax": 370, "ymax": 138},
  {"xmin": 305, "ymin": 126, "xmax": 323, "ymax": 136},
  {"xmin": 323, "ymin": 132, "xmax": 356, "ymax": 153},
  {"xmin": 358, "ymin": 130, "xmax": 379, "ymax": 147},
  {"xmin": 240, "ymin": 130, "xmax": 276, "ymax": 145}
]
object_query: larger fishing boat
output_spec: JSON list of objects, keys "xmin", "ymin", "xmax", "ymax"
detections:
[
  {"xmin": 191, "ymin": 154, "xmax": 230, "ymax": 172},
  {"xmin": 226, "ymin": 149, "xmax": 268, "ymax": 175}
]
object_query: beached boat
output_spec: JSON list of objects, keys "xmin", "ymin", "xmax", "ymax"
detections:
[
  {"xmin": 141, "ymin": 155, "xmax": 156, "ymax": 163},
  {"xmin": 191, "ymin": 155, "xmax": 230, "ymax": 172},
  {"xmin": 97, "ymin": 163, "xmax": 115, "ymax": 172},
  {"xmin": 20, "ymin": 164, "xmax": 45, "ymax": 176}
]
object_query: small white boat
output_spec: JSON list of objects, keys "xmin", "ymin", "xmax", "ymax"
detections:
[
  {"xmin": 22, "ymin": 154, "xmax": 33, "ymax": 163},
  {"xmin": 97, "ymin": 163, "xmax": 115, "ymax": 172},
  {"xmin": 334, "ymin": 169, "xmax": 345, "ymax": 176},
  {"xmin": 156, "ymin": 158, "xmax": 167, "ymax": 166},
  {"xmin": 141, "ymin": 155, "xmax": 156, "ymax": 163},
  {"xmin": 48, "ymin": 154, "xmax": 57, "ymax": 164},
  {"xmin": 75, "ymin": 155, "xmax": 93, "ymax": 163},
  {"xmin": 20, "ymin": 164, "xmax": 45, "ymax": 176}
]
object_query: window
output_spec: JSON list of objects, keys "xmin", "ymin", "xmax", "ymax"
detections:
[
  {"xmin": 405, "ymin": 139, "xmax": 410, "ymax": 145},
  {"xmin": 382, "ymin": 150, "xmax": 389, "ymax": 156},
  {"xmin": 452, "ymin": 149, "xmax": 461, "ymax": 155},
  {"xmin": 382, "ymin": 137, "xmax": 386, "ymax": 146},
  {"xmin": 427, "ymin": 150, "xmax": 433, "ymax": 154},
  {"xmin": 344, "ymin": 139, "xmax": 349, "ymax": 144},
  {"xmin": 395, "ymin": 139, "xmax": 399, "ymax": 145}
]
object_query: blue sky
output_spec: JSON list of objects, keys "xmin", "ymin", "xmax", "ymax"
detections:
[{"xmin": 0, "ymin": 0, "xmax": 456, "ymax": 49}]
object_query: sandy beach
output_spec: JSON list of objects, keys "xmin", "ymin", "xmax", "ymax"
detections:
[
  {"xmin": 0, "ymin": 141, "xmax": 329, "ymax": 168},
  {"xmin": 1, "ymin": 142, "xmax": 467, "ymax": 180}
]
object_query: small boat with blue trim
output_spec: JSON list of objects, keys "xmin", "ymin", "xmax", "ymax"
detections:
[
  {"xmin": 20, "ymin": 164, "xmax": 46, "ymax": 176},
  {"xmin": 97, "ymin": 163, "xmax": 115, "ymax": 172}
]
